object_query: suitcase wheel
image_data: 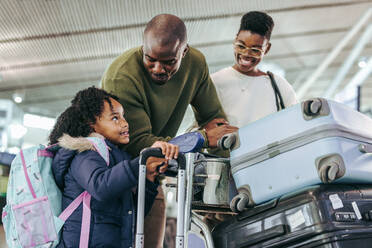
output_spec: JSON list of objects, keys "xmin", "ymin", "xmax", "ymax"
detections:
[
  {"xmin": 316, "ymin": 154, "xmax": 346, "ymax": 183},
  {"xmin": 230, "ymin": 185, "xmax": 253, "ymax": 212}
]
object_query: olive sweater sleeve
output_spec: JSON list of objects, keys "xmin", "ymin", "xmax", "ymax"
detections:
[{"xmin": 191, "ymin": 57, "xmax": 226, "ymax": 128}]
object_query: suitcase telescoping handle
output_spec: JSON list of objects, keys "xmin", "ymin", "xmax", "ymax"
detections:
[
  {"xmin": 218, "ymin": 132, "xmax": 240, "ymax": 150},
  {"xmin": 136, "ymin": 147, "xmax": 186, "ymax": 248},
  {"xmin": 359, "ymin": 144, "xmax": 372, "ymax": 154}
]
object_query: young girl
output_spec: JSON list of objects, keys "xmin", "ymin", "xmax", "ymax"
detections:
[{"xmin": 49, "ymin": 86, "xmax": 178, "ymax": 248}]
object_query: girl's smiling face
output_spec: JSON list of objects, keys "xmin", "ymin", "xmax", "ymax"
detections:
[
  {"xmin": 233, "ymin": 30, "xmax": 271, "ymax": 76},
  {"xmin": 92, "ymin": 98, "xmax": 129, "ymax": 145}
]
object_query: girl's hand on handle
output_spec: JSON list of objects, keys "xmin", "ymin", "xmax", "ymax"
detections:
[
  {"xmin": 146, "ymin": 157, "xmax": 168, "ymax": 182},
  {"xmin": 151, "ymin": 141, "xmax": 179, "ymax": 160}
]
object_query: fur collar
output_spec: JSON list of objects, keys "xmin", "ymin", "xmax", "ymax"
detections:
[{"xmin": 58, "ymin": 133, "xmax": 107, "ymax": 153}]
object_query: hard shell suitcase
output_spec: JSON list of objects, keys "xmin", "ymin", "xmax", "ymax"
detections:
[
  {"xmin": 212, "ymin": 184, "xmax": 372, "ymax": 248},
  {"xmin": 220, "ymin": 98, "xmax": 372, "ymax": 208}
]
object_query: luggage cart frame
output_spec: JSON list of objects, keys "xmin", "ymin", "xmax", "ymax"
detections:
[{"xmin": 135, "ymin": 147, "xmax": 186, "ymax": 248}]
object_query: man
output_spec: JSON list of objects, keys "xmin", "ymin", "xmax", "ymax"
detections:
[{"xmin": 102, "ymin": 14, "xmax": 237, "ymax": 247}]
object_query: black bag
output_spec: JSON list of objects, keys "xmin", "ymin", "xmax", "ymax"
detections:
[{"xmin": 212, "ymin": 184, "xmax": 372, "ymax": 248}]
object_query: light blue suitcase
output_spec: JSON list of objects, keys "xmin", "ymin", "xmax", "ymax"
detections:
[{"xmin": 220, "ymin": 98, "xmax": 372, "ymax": 211}]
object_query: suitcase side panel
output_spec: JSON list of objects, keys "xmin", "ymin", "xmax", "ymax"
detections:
[
  {"xmin": 231, "ymin": 104, "xmax": 332, "ymax": 159},
  {"xmin": 232, "ymin": 136, "xmax": 372, "ymax": 205},
  {"xmin": 231, "ymin": 100, "xmax": 372, "ymax": 161}
]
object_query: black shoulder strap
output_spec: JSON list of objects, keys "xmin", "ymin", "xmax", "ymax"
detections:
[{"xmin": 267, "ymin": 71, "xmax": 285, "ymax": 111}]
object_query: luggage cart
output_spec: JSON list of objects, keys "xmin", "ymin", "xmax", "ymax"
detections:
[
  {"xmin": 136, "ymin": 147, "xmax": 235, "ymax": 248},
  {"xmin": 183, "ymin": 153, "xmax": 236, "ymax": 248},
  {"xmin": 136, "ymin": 147, "xmax": 186, "ymax": 248}
]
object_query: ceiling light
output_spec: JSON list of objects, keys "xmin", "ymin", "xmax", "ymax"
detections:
[
  {"xmin": 14, "ymin": 96, "xmax": 22, "ymax": 103},
  {"xmin": 358, "ymin": 60, "xmax": 367, "ymax": 68},
  {"xmin": 12, "ymin": 91, "xmax": 25, "ymax": 104},
  {"xmin": 358, "ymin": 57, "xmax": 367, "ymax": 68}
]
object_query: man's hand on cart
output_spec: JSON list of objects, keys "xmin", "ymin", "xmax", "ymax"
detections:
[{"xmin": 203, "ymin": 118, "xmax": 238, "ymax": 147}]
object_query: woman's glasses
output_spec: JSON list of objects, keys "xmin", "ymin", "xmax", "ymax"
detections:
[{"xmin": 233, "ymin": 42, "xmax": 265, "ymax": 58}]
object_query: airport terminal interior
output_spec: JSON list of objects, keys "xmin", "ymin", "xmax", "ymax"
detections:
[{"xmin": 0, "ymin": 0, "xmax": 371, "ymax": 247}]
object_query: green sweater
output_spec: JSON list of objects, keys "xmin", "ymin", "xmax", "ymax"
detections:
[{"xmin": 102, "ymin": 46, "xmax": 226, "ymax": 156}]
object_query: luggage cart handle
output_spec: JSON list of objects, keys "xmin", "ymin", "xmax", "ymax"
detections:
[
  {"xmin": 136, "ymin": 148, "xmax": 186, "ymax": 248},
  {"xmin": 139, "ymin": 147, "xmax": 186, "ymax": 170},
  {"xmin": 218, "ymin": 132, "xmax": 240, "ymax": 150}
]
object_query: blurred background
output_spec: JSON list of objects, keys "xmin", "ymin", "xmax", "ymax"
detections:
[
  {"xmin": 0, "ymin": 0, "xmax": 371, "ymax": 152},
  {"xmin": 0, "ymin": 0, "xmax": 371, "ymax": 246}
]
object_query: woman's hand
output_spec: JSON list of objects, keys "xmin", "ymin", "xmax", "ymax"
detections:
[
  {"xmin": 151, "ymin": 141, "xmax": 179, "ymax": 160},
  {"xmin": 146, "ymin": 157, "xmax": 168, "ymax": 182}
]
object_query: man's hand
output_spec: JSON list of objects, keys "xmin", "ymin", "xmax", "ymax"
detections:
[
  {"xmin": 203, "ymin": 118, "xmax": 238, "ymax": 147},
  {"xmin": 203, "ymin": 118, "xmax": 229, "ymax": 131}
]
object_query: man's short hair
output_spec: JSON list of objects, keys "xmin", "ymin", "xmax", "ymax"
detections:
[
  {"xmin": 239, "ymin": 11, "xmax": 274, "ymax": 40},
  {"xmin": 144, "ymin": 14, "xmax": 187, "ymax": 45}
]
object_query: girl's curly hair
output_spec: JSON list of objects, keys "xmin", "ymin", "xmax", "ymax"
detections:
[{"xmin": 48, "ymin": 86, "xmax": 119, "ymax": 145}]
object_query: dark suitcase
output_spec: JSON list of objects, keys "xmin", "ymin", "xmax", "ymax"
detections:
[
  {"xmin": 212, "ymin": 184, "xmax": 372, "ymax": 248},
  {"xmin": 0, "ymin": 152, "xmax": 15, "ymax": 167}
]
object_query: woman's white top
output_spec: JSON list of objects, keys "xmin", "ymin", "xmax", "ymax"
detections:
[{"xmin": 211, "ymin": 66, "xmax": 298, "ymax": 127}]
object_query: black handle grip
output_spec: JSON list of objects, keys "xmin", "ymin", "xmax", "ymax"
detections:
[
  {"xmin": 237, "ymin": 224, "xmax": 288, "ymax": 247},
  {"xmin": 139, "ymin": 147, "xmax": 186, "ymax": 177},
  {"xmin": 237, "ymin": 198, "xmax": 278, "ymax": 221},
  {"xmin": 139, "ymin": 147, "xmax": 164, "ymax": 165}
]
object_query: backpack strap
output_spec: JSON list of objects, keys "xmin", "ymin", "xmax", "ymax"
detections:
[
  {"xmin": 80, "ymin": 137, "xmax": 109, "ymax": 248},
  {"xmin": 267, "ymin": 71, "xmax": 285, "ymax": 111},
  {"xmin": 79, "ymin": 192, "xmax": 91, "ymax": 248},
  {"xmin": 58, "ymin": 191, "xmax": 91, "ymax": 248},
  {"xmin": 20, "ymin": 149, "xmax": 37, "ymax": 199},
  {"xmin": 59, "ymin": 137, "xmax": 109, "ymax": 248},
  {"xmin": 58, "ymin": 191, "xmax": 88, "ymax": 221}
]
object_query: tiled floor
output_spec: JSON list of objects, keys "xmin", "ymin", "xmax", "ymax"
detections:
[{"xmin": 0, "ymin": 225, "xmax": 7, "ymax": 248}]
